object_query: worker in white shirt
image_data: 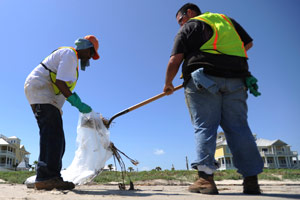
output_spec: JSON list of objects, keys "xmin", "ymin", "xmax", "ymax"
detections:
[{"xmin": 24, "ymin": 35, "xmax": 100, "ymax": 190}]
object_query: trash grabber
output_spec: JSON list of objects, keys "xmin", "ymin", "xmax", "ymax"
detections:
[{"xmin": 107, "ymin": 84, "xmax": 183, "ymax": 128}]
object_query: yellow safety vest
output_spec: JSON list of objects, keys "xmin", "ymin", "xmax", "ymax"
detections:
[
  {"xmin": 41, "ymin": 47, "xmax": 79, "ymax": 95},
  {"xmin": 191, "ymin": 12, "xmax": 248, "ymax": 58}
]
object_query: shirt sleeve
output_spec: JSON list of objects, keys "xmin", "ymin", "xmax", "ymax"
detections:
[
  {"xmin": 171, "ymin": 29, "xmax": 186, "ymax": 56},
  {"xmin": 230, "ymin": 18, "xmax": 253, "ymax": 45},
  {"xmin": 56, "ymin": 49, "xmax": 77, "ymax": 83},
  {"xmin": 171, "ymin": 20, "xmax": 213, "ymax": 57}
]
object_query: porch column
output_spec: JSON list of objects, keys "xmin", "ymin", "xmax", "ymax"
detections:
[{"xmin": 286, "ymin": 156, "xmax": 291, "ymax": 168}]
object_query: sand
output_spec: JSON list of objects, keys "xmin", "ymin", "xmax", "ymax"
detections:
[{"xmin": 0, "ymin": 180, "xmax": 300, "ymax": 200}]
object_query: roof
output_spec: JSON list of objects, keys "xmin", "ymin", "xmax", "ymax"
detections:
[
  {"xmin": 17, "ymin": 159, "xmax": 30, "ymax": 169},
  {"xmin": 217, "ymin": 137, "xmax": 289, "ymax": 147},
  {"xmin": 20, "ymin": 145, "xmax": 30, "ymax": 154},
  {"xmin": 256, "ymin": 138, "xmax": 287, "ymax": 147},
  {"xmin": 8, "ymin": 136, "xmax": 18, "ymax": 139},
  {"xmin": 0, "ymin": 138, "xmax": 9, "ymax": 145},
  {"xmin": 217, "ymin": 140, "xmax": 227, "ymax": 146}
]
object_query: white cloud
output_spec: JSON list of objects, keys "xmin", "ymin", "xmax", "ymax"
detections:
[{"xmin": 154, "ymin": 149, "xmax": 165, "ymax": 155}]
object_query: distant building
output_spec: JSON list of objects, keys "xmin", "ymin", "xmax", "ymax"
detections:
[
  {"xmin": 0, "ymin": 134, "xmax": 30, "ymax": 171},
  {"xmin": 102, "ymin": 165, "xmax": 117, "ymax": 171},
  {"xmin": 215, "ymin": 132, "xmax": 300, "ymax": 170}
]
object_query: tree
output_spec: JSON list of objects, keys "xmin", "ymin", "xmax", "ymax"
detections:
[
  {"xmin": 13, "ymin": 163, "xmax": 18, "ymax": 171},
  {"xmin": 33, "ymin": 161, "xmax": 38, "ymax": 171},
  {"xmin": 128, "ymin": 167, "xmax": 134, "ymax": 172},
  {"xmin": 108, "ymin": 164, "xmax": 113, "ymax": 171},
  {"xmin": 155, "ymin": 166, "xmax": 162, "ymax": 171}
]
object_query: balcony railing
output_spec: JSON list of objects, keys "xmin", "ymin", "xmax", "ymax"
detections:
[
  {"xmin": 0, "ymin": 150, "xmax": 15, "ymax": 156},
  {"xmin": 218, "ymin": 164, "xmax": 236, "ymax": 170},
  {"xmin": 260, "ymin": 151, "xmax": 297, "ymax": 156},
  {"xmin": 0, "ymin": 163, "xmax": 14, "ymax": 169}
]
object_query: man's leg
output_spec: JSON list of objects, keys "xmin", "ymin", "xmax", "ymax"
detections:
[
  {"xmin": 32, "ymin": 104, "xmax": 65, "ymax": 181},
  {"xmin": 220, "ymin": 78, "xmax": 263, "ymax": 194},
  {"xmin": 184, "ymin": 79, "xmax": 221, "ymax": 194}
]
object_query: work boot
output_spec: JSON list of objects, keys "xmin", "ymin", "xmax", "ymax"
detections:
[
  {"xmin": 188, "ymin": 171, "xmax": 219, "ymax": 194},
  {"xmin": 35, "ymin": 177, "xmax": 75, "ymax": 190},
  {"xmin": 243, "ymin": 175, "xmax": 261, "ymax": 194}
]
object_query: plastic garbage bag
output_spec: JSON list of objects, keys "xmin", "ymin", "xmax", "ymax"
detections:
[{"xmin": 25, "ymin": 111, "xmax": 113, "ymax": 187}]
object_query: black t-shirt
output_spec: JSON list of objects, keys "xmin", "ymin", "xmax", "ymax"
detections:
[{"xmin": 171, "ymin": 16, "xmax": 253, "ymax": 84}]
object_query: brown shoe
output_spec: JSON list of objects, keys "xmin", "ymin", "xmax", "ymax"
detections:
[
  {"xmin": 188, "ymin": 171, "xmax": 218, "ymax": 194},
  {"xmin": 35, "ymin": 177, "xmax": 75, "ymax": 190},
  {"xmin": 243, "ymin": 175, "xmax": 261, "ymax": 194}
]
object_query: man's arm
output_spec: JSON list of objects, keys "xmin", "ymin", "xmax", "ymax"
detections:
[
  {"xmin": 164, "ymin": 53, "xmax": 184, "ymax": 95},
  {"xmin": 244, "ymin": 41, "xmax": 253, "ymax": 51},
  {"xmin": 230, "ymin": 18, "xmax": 253, "ymax": 48},
  {"xmin": 55, "ymin": 79, "xmax": 72, "ymax": 98},
  {"xmin": 57, "ymin": 79, "xmax": 92, "ymax": 113}
]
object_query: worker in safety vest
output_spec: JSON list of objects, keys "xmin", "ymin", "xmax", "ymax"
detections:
[
  {"xmin": 163, "ymin": 3, "xmax": 263, "ymax": 195},
  {"xmin": 24, "ymin": 35, "xmax": 100, "ymax": 190}
]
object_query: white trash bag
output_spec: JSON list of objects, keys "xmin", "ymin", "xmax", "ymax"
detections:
[{"xmin": 25, "ymin": 111, "xmax": 113, "ymax": 187}]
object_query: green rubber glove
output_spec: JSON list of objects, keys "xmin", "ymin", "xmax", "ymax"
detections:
[
  {"xmin": 67, "ymin": 92, "xmax": 92, "ymax": 113},
  {"xmin": 245, "ymin": 76, "xmax": 261, "ymax": 97}
]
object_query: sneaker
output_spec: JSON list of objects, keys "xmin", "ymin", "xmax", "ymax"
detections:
[
  {"xmin": 188, "ymin": 171, "xmax": 219, "ymax": 194},
  {"xmin": 34, "ymin": 177, "xmax": 75, "ymax": 190},
  {"xmin": 243, "ymin": 175, "xmax": 261, "ymax": 194}
]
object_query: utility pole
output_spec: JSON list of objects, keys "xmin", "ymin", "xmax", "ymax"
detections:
[{"xmin": 186, "ymin": 156, "xmax": 189, "ymax": 170}]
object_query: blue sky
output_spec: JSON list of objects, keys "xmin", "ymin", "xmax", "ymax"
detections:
[{"xmin": 0, "ymin": 0, "xmax": 299, "ymax": 171}]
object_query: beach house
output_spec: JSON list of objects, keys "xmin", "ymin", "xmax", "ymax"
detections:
[
  {"xmin": 0, "ymin": 134, "xmax": 30, "ymax": 171},
  {"xmin": 215, "ymin": 132, "xmax": 300, "ymax": 170}
]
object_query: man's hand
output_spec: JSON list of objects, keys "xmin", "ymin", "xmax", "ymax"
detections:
[
  {"xmin": 245, "ymin": 76, "xmax": 261, "ymax": 97},
  {"xmin": 67, "ymin": 92, "xmax": 92, "ymax": 113},
  {"xmin": 163, "ymin": 83, "xmax": 174, "ymax": 95},
  {"xmin": 163, "ymin": 53, "xmax": 184, "ymax": 95}
]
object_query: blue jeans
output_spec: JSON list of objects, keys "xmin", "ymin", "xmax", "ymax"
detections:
[
  {"xmin": 184, "ymin": 74, "xmax": 263, "ymax": 177},
  {"xmin": 31, "ymin": 104, "xmax": 65, "ymax": 181}
]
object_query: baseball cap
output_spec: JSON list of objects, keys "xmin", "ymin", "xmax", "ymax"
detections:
[{"xmin": 84, "ymin": 35, "xmax": 100, "ymax": 60}]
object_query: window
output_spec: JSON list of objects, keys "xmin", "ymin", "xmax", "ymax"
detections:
[
  {"xmin": 262, "ymin": 148, "xmax": 268, "ymax": 153},
  {"xmin": 225, "ymin": 147, "xmax": 231, "ymax": 154},
  {"xmin": 279, "ymin": 159, "xmax": 286, "ymax": 164},
  {"xmin": 225, "ymin": 158, "xmax": 231, "ymax": 164}
]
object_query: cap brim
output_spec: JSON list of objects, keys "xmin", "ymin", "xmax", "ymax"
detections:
[{"xmin": 92, "ymin": 51, "xmax": 100, "ymax": 60}]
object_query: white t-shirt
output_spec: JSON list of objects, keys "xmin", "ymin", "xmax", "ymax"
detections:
[{"xmin": 24, "ymin": 48, "xmax": 78, "ymax": 110}]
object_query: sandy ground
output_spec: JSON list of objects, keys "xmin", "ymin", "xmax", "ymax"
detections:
[{"xmin": 0, "ymin": 180, "xmax": 300, "ymax": 200}]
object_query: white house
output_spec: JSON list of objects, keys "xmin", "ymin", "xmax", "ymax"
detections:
[
  {"xmin": 215, "ymin": 132, "xmax": 300, "ymax": 170},
  {"xmin": 0, "ymin": 134, "xmax": 30, "ymax": 171}
]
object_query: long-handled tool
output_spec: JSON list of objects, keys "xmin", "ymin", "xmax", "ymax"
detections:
[{"xmin": 106, "ymin": 84, "xmax": 183, "ymax": 128}]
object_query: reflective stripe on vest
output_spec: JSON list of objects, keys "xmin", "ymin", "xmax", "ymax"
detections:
[
  {"xmin": 41, "ymin": 47, "xmax": 79, "ymax": 95},
  {"xmin": 191, "ymin": 12, "xmax": 247, "ymax": 58}
]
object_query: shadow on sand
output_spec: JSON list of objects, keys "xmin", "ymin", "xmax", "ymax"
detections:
[
  {"xmin": 220, "ymin": 192, "xmax": 300, "ymax": 199},
  {"xmin": 72, "ymin": 189, "xmax": 185, "ymax": 197}
]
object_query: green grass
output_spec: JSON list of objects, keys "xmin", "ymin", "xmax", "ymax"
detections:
[
  {"xmin": 93, "ymin": 170, "xmax": 198, "ymax": 184},
  {"xmin": 0, "ymin": 171, "xmax": 35, "ymax": 184},
  {"xmin": 0, "ymin": 169, "xmax": 299, "ymax": 184},
  {"xmin": 93, "ymin": 169, "xmax": 300, "ymax": 184}
]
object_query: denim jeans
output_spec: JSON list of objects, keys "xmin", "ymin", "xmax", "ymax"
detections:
[
  {"xmin": 31, "ymin": 104, "xmax": 65, "ymax": 181},
  {"xmin": 184, "ymin": 75, "xmax": 264, "ymax": 177}
]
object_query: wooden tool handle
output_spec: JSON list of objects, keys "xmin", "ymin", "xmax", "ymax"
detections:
[
  {"xmin": 128, "ymin": 84, "xmax": 183, "ymax": 112},
  {"xmin": 107, "ymin": 84, "xmax": 183, "ymax": 128}
]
